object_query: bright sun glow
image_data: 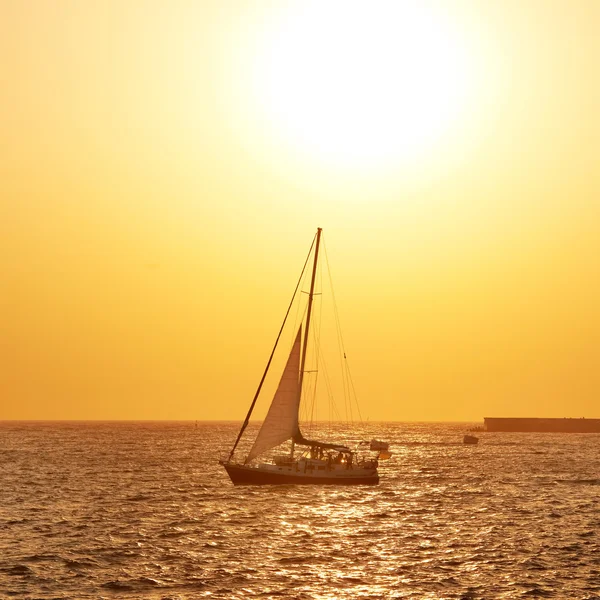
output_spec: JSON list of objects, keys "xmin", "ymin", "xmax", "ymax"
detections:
[{"xmin": 250, "ymin": 1, "xmax": 472, "ymax": 171}]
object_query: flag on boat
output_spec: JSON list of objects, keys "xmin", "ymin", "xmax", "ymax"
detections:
[{"xmin": 378, "ymin": 451, "xmax": 392, "ymax": 460}]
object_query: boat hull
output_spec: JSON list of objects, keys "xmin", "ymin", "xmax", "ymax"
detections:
[{"xmin": 222, "ymin": 463, "xmax": 379, "ymax": 486}]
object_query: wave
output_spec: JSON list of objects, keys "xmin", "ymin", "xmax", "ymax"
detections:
[
  {"xmin": 4, "ymin": 564, "xmax": 33, "ymax": 575},
  {"xmin": 555, "ymin": 478, "xmax": 599, "ymax": 486}
]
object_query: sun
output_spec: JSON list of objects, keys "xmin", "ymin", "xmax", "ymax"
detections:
[{"xmin": 249, "ymin": 1, "xmax": 472, "ymax": 171}]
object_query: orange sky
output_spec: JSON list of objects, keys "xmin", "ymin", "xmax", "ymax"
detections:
[{"xmin": 2, "ymin": 0, "xmax": 599, "ymax": 421}]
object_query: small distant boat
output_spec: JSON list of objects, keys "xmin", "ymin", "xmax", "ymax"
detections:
[
  {"xmin": 369, "ymin": 439, "xmax": 389, "ymax": 452},
  {"xmin": 463, "ymin": 435, "xmax": 479, "ymax": 445}
]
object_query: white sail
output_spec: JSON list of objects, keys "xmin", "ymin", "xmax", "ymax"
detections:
[{"xmin": 245, "ymin": 327, "xmax": 302, "ymax": 463}]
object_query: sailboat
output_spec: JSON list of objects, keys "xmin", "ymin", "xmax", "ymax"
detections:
[{"xmin": 220, "ymin": 228, "xmax": 383, "ymax": 485}]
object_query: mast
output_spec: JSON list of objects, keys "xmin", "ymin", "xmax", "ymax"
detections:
[
  {"xmin": 298, "ymin": 227, "xmax": 322, "ymax": 405},
  {"xmin": 292, "ymin": 228, "xmax": 349, "ymax": 452}
]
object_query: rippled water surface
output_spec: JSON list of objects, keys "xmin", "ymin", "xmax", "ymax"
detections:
[{"xmin": 1, "ymin": 421, "xmax": 599, "ymax": 599}]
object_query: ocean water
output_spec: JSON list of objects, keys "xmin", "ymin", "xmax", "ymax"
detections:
[{"xmin": 1, "ymin": 421, "xmax": 599, "ymax": 600}]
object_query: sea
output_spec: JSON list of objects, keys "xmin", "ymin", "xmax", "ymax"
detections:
[{"xmin": 1, "ymin": 421, "xmax": 599, "ymax": 600}]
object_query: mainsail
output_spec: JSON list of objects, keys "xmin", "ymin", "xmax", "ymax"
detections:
[{"xmin": 245, "ymin": 327, "xmax": 302, "ymax": 463}]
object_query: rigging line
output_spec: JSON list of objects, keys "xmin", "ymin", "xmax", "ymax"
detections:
[
  {"xmin": 297, "ymin": 302, "xmax": 310, "ymax": 426},
  {"xmin": 307, "ymin": 373, "xmax": 317, "ymax": 435},
  {"xmin": 304, "ymin": 313, "xmax": 321, "ymax": 434},
  {"xmin": 314, "ymin": 297, "xmax": 325, "ymax": 428},
  {"xmin": 323, "ymin": 357, "xmax": 342, "ymax": 422},
  {"xmin": 293, "ymin": 302, "xmax": 309, "ymax": 383},
  {"xmin": 322, "ymin": 236, "xmax": 351, "ymax": 422},
  {"xmin": 345, "ymin": 356, "xmax": 364, "ymax": 422},
  {"xmin": 227, "ymin": 232, "xmax": 317, "ymax": 462},
  {"xmin": 291, "ymin": 261, "xmax": 312, "ymax": 350},
  {"xmin": 320, "ymin": 250, "xmax": 339, "ymax": 438},
  {"xmin": 316, "ymin": 324, "xmax": 341, "ymax": 423},
  {"xmin": 323, "ymin": 236, "xmax": 364, "ymax": 424},
  {"xmin": 308, "ymin": 261, "xmax": 323, "ymax": 432}
]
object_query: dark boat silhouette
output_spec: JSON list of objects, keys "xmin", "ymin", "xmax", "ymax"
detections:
[{"xmin": 220, "ymin": 228, "xmax": 386, "ymax": 485}]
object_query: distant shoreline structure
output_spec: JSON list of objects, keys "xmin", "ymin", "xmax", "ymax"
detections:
[{"xmin": 484, "ymin": 417, "xmax": 600, "ymax": 433}]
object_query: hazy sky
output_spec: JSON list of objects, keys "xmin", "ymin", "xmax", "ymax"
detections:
[{"xmin": 2, "ymin": 0, "xmax": 599, "ymax": 421}]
